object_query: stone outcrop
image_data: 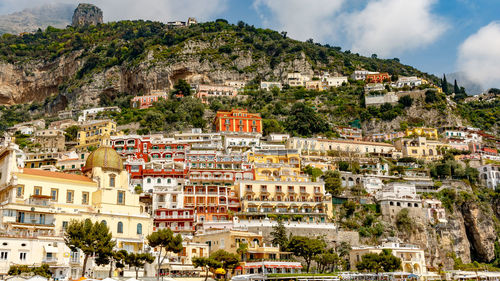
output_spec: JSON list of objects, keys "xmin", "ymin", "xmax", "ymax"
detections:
[{"xmin": 72, "ymin": 3, "xmax": 102, "ymax": 27}]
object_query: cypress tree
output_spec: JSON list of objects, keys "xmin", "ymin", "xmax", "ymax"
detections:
[
  {"xmin": 454, "ymin": 79, "xmax": 460, "ymax": 94},
  {"xmin": 442, "ymin": 74, "xmax": 449, "ymax": 94}
]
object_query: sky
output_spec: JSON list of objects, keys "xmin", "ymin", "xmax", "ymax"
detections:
[{"xmin": 0, "ymin": 0, "xmax": 499, "ymax": 90}]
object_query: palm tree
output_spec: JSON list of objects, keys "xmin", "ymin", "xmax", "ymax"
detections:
[{"xmin": 237, "ymin": 243, "xmax": 249, "ymax": 262}]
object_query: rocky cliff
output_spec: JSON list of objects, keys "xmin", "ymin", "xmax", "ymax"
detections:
[{"xmin": 72, "ymin": 3, "xmax": 103, "ymax": 27}]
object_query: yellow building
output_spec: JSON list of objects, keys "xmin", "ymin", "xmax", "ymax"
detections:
[
  {"xmin": 0, "ymin": 145, "xmax": 151, "ymax": 278},
  {"xmin": 76, "ymin": 120, "xmax": 121, "ymax": 152},
  {"xmin": 235, "ymin": 180, "xmax": 333, "ymax": 222},
  {"xmin": 247, "ymin": 149, "xmax": 307, "ymax": 181},
  {"xmin": 394, "ymin": 137, "xmax": 449, "ymax": 160},
  {"xmin": 405, "ymin": 127, "xmax": 438, "ymax": 140},
  {"xmin": 193, "ymin": 230, "xmax": 299, "ymax": 275}
]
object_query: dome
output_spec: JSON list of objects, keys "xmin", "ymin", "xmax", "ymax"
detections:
[{"xmin": 83, "ymin": 147, "xmax": 123, "ymax": 172}]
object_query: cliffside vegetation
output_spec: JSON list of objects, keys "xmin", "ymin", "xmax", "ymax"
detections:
[{"xmin": 0, "ymin": 19, "xmax": 498, "ymax": 136}]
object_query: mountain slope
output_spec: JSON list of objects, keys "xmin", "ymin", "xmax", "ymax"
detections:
[
  {"xmin": 0, "ymin": 20, "xmax": 439, "ymax": 104},
  {"xmin": 0, "ymin": 19, "xmax": 497, "ymax": 135},
  {"xmin": 0, "ymin": 3, "xmax": 75, "ymax": 35}
]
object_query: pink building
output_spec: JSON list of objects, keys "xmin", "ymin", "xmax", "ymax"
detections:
[
  {"xmin": 131, "ymin": 91, "xmax": 169, "ymax": 109},
  {"xmin": 196, "ymin": 85, "xmax": 238, "ymax": 103}
]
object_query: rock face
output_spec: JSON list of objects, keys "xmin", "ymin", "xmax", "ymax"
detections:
[{"xmin": 72, "ymin": 3, "xmax": 103, "ymax": 27}]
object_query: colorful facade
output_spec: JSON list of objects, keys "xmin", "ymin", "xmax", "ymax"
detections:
[
  {"xmin": 183, "ymin": 185, "xmax": 239, "ymax": 223},
  {"xmin": 131, "ymin": 91, "xmax": 169, "ymax": 109},
  {"xmin": 366, "ymin": 72, "xmax": 390, "ymax": 83},
  {"xmin": 214, "ymin": 109, "xmax": 262, "ymax": 133},
  {"xmin": 76, "ymin": 120, "xmax": 120, "ymax": 152}
]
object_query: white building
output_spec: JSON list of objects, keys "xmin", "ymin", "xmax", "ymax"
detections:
[
  {"xmin": 479, "ymin": 164, "xmax": 500, "ymax": 189},
  {"xmin": 321, "ymin": 74, "xmax": 348, "ymax": 88},
  {"xmin": 286, "ymin": 73, "xmax": 310, "ymax": 87},
  {"xmin": 266, "ymin": 133, "xmax": 290, "ymax": 142},
  {"xmin": 224, "ymin": 135, "xmax": 261, "ymax": 151},
  {"xmin": 260, "ymin": 81, "xmax": 283, "ymax": 91},
  {"xmin": 224, "ymin": 80, "xmax": 248, "ymax": 89},
  {"xmin": 394, "ymin": 76, "xmax": 422, "ymax": 88},
  {"xmin": 352, "ymin": 70, "xmax": 378, "ymax": 80},
  {"xmin": 363, "ymin": 177, "xmax": 384, "ymax": 195},
  {"xmin": 78, "ymin": 106, "xmax": 121, "ymax": 122},
  {"xmin": 350, "ymin": 239, "xmax": 427, "ymax": 276},
  {"xmin": 422, "ymin": 199, "xmax": 447, "ymax": 224}
]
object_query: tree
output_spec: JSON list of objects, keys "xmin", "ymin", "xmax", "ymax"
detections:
[
  {"xmin": 425, "ymin": 90, "xmax": 438, "ymax": 103},
  {"xmin": 338, "ymin": 161, "xmax": 349, "ymax": 171},
  {"xmin": 125, "ymin": 252, "xmax": 155, "ymax": 278},
  {"xmin": 193, "ymin": 257, "xmax": 221, "ymax": 281},
  {"xmin": 285, "ymin": 102, "xmax": 329, "ymax": 136},
  {"xmin": 454, "ymin": 79, "xmax": 460, "ymax": 94},
  {"xmin": 322, "ymin": 170, "xmax": 344, "ymax": 196},
  {"xmin": 64, "ymin": 219, "xmax": 115, "ymax": 277},
  {"xmin": 210, "ymin": 250, "xmax": 240, "ymax": 272},
  {"xmin": 357, "ymin": 249, "xmax": 401, "ymax": 273},
  {"xmin": 395, "ymin": 208, "xmax": 413, "ymax": 233},
  {"xmin": 287, "ymin": 236, "xmax": 326, "ymax": 272},
  {"xmin": 64, "ymin": 125, "xmax": 80, "ymax": 141},
  {"xmin": 315, "ymin": 250, "xmax": 340, "ymax": 273},
  {"xmin": 398, "ymin": 95, "xmax": 413, "ymax": 107},
  {"xmin": 442, "ymin": 74, "xmax": 449, "ymax": 94},
  {"xmin": 270, "ymin": 219, "xmax": 288, "ymax": 250},
  {"xmin": 173, "ymin": 79, "xmax": 191, "ymax": 96},
  {"xmin": 236, "ymin": 242, "xmax": 249, "ymax": 261},
  {"xmin": 263, "ymin": 119, "xmax": 284, "ymax": 136},
  {"xmin": 147, "ymin": 228, "xmax": 184, "ymax": 280},
  {"xmin": 303, "ymin": 165, "xmax": 323, "ymax": 181},
  {"xmin": 108, "ymin": 249, "xmax": 128, "ymax": 277}
]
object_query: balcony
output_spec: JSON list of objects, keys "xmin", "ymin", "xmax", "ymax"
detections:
[{"xmin": 42, "ymin": 257, "xmax": 58, "ymax": 264}]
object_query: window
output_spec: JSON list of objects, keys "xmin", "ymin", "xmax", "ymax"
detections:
[
  {"xmin": 0, "ymin": 251, "xmax": 8, "ymax": 260},
  {"xmin": 117, "ymin": 191, "xmax": 125, "ymax": 205},
  {"xmin": 101, "ymin": 220, "xmax": 107, "ymax": 226},
  {"xmin": 16, "ymin": 185, "xmax": 24, "ymax": 198},
  {"xmin": 50, "ymin": 189, "xmax": 58, "ymax": 201},
  {"xmin": 109, "ymin": 175, "xmax": 116, "ymax": 187},
  {"xmin": 137, "ymin": 223, "xmax": 142, "ymax": 234},
  {"xmin": 19, "ymin": 252, "xmax": 27, "ymax": 261},
  {"xmin": 157, "ymin": 178, "xmax": 161, "ymax": 184},
  {"xmin": 62, "ymin": 221, "xmax": 68, "ymax": 229},
  {"xmin": 66, "ymin": 190, "xmax": 74, "ymax": 203},
  {"xmin": 117, "ymin": 222, "xmax": 123, "ymax": 233},
  {"xmin": 147, "ymin": 178, "xmax": 151, "ymax": 184},
  {"xmin": 82, "ymin": 192, "xmax": 89, "ymax": 205},
  {"xmin": 34, "ymin": 186, "xmax": 42, "ymax": 195}
]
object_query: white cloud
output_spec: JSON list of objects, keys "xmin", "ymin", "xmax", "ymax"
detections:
[
  {"xmin": 0, "ymin": 0, "xmax": 228, "ymax": 22},
  {"xmin": 457, "ymin": 21, "xmax": 500, "ymax": 89},
  {"xmin": 345, "ymin": 0, "xmax": 448, "ymax": 57},
  {"xmin": 253, "ymin": 0, "xmax": 345, "ymax": 42}
]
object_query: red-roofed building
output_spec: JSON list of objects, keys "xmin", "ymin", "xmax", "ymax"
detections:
[
  {"xmin": 214, "ymin": 109, "xmax": 262, "ymax": 133},
  {"xmin": 366, "ymin": 72, "xmax": 390, "ymax": 83}
]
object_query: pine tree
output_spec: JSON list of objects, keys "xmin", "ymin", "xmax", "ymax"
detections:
[
  {"xmin": 442, "ymin": 74, "xmax": 449, "ymax": 94},
  {"xmin": 270, "ymin": 219, "xmax": 288, "ymax": 250},
  {"xmin": 64, "ymin": 219, "xmax": 115, "ymax": 277},
  {"xmin": 147, "ymin": 228, "xmax": 184, "ymax": 280},
  {"xmin": 454, "ymin": 79, "xmax": 460, "ymax": 94}
]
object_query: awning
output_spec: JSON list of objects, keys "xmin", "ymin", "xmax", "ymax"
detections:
[
  {"xmin": 161, "ymin": 264, "xmax": 201, "ymax": 271},
  {"xmin": 44, "ymin": 245, "xmax": 58, "ymax": 253}
]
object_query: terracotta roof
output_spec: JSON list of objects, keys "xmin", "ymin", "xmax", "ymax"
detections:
[{"xmin": 20, "ymin": 168, "xmax": 94, "ymax": 183}]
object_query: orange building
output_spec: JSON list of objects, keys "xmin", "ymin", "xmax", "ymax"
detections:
[
  {"xmin": 215, "ymin": 109, "xmax": 262, "ymax": 133},
  {"xmin": 366, "ymin": 72, "xmax": 390, "ymax": 83}
]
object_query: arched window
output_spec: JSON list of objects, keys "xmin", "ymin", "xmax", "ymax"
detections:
[
  {"xmin": 147, "ymin": 178, "xmax": 151, "ymax": 183},
  {"xmin": 137, "ymin": 223, "xmax": 142, "ymax": 234},
  {"xmin": 157, "ymin": 178, "xmax": 161, "ymax": 184},
  {"xmin": 109, "ymin": 175, "xmax": 116, "ymax": 187},
  {"xmin": 167, "ymin": 179, "xmax": 171, "ymax": 184},
  {"xmin": 117, "ymin": 222, "xmax": 123, "ymax": 233},
  {"xmin": 101, "ymin": 220, "xmax": 107, "ymax": 226}
]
